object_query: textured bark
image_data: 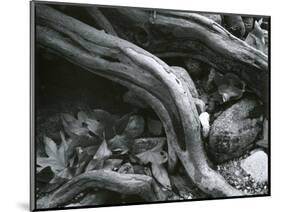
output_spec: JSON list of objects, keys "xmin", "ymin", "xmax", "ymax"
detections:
[
  {"xmin": 102, "ymin": 8, "xmax": 268, "ymax": 103},
  {"xmin": 170, "ymin": 174, "xmax": 205, "ymax": 198},
  {"xmin": 86, "ymin": 7, "xmax": 118, "ymax": 36},
  {"xmin": 38, "ymin": 170, "xmax": 154, "ymax": 208},
  {"xmin": 36, "ymin": 5, "xmax": 244, "ymax": 198}
]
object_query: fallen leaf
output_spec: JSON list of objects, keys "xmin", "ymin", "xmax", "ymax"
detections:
[
  {"xmin": 84, "ymin": 145, "xmax": 100, "ymax": 156},
  {"xmin": 215, "ymin": 73, "xmax": 245, "ymax": 103},
  {"xmin": 69, "ymin": 146, "xmax": 92, "ymax": 176},
  {"xmin": 135, "ymin": 138, "xmax": 167, "ymax": 165},
  {"xmin": 245, "ymin": 20, "xmax": 266, "ymax": 52},
  {"xmin": 85, "ymin": 139, "xmax": 112, "ymax": 171},
  {"xmin": 131, "ymin": 137, "xmax": 166, "ymax": 154},
  {"xmin": 85, "ymin": 159, "xmax": 103, "ymax": 172},
  {"xmin": 37, "ymin": 136, "xmax": 67, "ymax": 174},
  {"xmin": 75, "ymin": 147, "xmax": 92, "ymax": 164},
  {"xmin": 74, "ymin": 161, "xmax": 88, "ymax": 177},
  {"xmin": 85, "ymin": 118, "xmax": 104, "ymax": 138},
  {"xmin": 133, "ymin": 137, "xmax": 170, "ymax": 189},
  {"xmin": 43, "ymin": 136, "xmax": 58, "ymax": 160},
  {"xmin": 114, "ymin": 113, "xmax": 132, "ymax": 135},
  {"xmin": 136, "ymin": 149, "xmax": 168, "ymax": 165},
  {"xmin": 61, "ymin": 113, "xmax": 89, "ymax": 136},
  {"xmin": 65, "ymin": 134, "xmax": 99, "ymax": 160},
  {"xmin": 62, "ymin": 112, "xmax": 105, "ymax": 139},
  {"xmin": 91, "ymin": 109, "xmax": 116, "ymax": 139},
  {"xmin": 107, "ymin": 134, "xmax": 130, "ymax": 155},
  {"xmin": 151, "ymin": 163, "xmax": 171, "ymax": 190},
  {"xmin": 93, "ymin": 139, "xmax": 112, "ymax": 160},
  {"xmin": 91, "ymin": 109, "xmax": 115, "ymax": 126}
]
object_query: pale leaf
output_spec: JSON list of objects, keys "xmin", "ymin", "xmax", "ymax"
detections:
[
  {"xmin": 77, "ymin": 111, "xmax": 88, "ymax": 123},
  {"xmin": 85, "ymin": 139, "xmax": 112, "ymax": 171},
  {"xmin": 37, "ymin": 158, "xmax": 64, "ymax": 173},
  {"xmin": 135, "ymin": 138, "xmax": 167, "ymax": 165},
  {"xmin": 37, "ymin": 136, "xmax": 68, "ymax": 175},
  {"xmin": 43, "ymin": 136, "xmax": 57, "ymax": 159},
  {"xmin": 136, "ymin": 150, "xmax": 168, "ymax": 165},
  {"xmin": 93, "ymin": 139, "xmax": 112, "ymax": 160},
  {"xmin": 61, "ymin": 113, "xmax": 88, "ymax": 136},
  {"xmin": 85, "ymin": 118, "xmax": 104, "ymax": 138},
  {"xmin": 151, "ymin": 164, "xmax": 171, "ymax": 190}
]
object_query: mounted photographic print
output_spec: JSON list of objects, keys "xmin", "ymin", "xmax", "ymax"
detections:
[{"xmin": 30, "ymin": 0, "xmax": 270, "ymax": 211}]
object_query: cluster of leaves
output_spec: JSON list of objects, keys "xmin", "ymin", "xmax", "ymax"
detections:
[
  {"xmin": 36, "ymin": 109, "xmax": 172, "ymax": 202},
  {"xmin": 192, "ymin": 18, "xmax": 267, "ymax": 115},
  {"xmin": 210, "ymin": 70, "xmax": 245, "ymax": 101},
  {"xmin": 133, "ymin": 138, "xmax": 171, "ymax": 189},
  {"xmin": 195, "ymin": 68, "xmax": 246, "ymax": 117}
]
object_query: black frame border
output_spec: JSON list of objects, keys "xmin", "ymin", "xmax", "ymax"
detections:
[{"xmin": 30, "ymin": 1, "xmax": 271, "ymax": 211}]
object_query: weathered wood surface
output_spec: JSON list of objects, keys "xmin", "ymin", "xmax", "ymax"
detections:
[
  {"xmin": 101, "ymin": 8, "xmax": 268, "ymax": 102},
  {"xmin": 38, "ymin": 170, "xmax": 154, "ymax": 208}
]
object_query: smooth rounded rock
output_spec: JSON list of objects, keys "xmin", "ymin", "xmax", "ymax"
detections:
[
  {"xmin": 208, "ymin": 97, "xmax": 263, "ymax": 163},
  {"xmin": 240, "ymin": 150, "xmax": 268, "ymax": 183}
]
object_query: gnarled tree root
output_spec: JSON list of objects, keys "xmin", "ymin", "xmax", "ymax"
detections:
[
  {"xmin": 103, "ymin": 8, "xmax": 268, "ymax": 103},
  {"xmin": 37, "ymin": 170, "xmax": 154, "ymax": 208},
  {"xmin": 36, "ymin": 4, "xmax": 244, "ymax": 200}
]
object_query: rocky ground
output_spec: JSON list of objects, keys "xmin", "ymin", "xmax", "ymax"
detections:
[{"xmin": 217, "ymin": 149, "xmax": 268, "ymax": 195}]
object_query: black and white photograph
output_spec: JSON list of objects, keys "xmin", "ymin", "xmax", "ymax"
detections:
[{"xmin": 30, "ymin": 1, "xmax": 270, "ymax": 211}]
